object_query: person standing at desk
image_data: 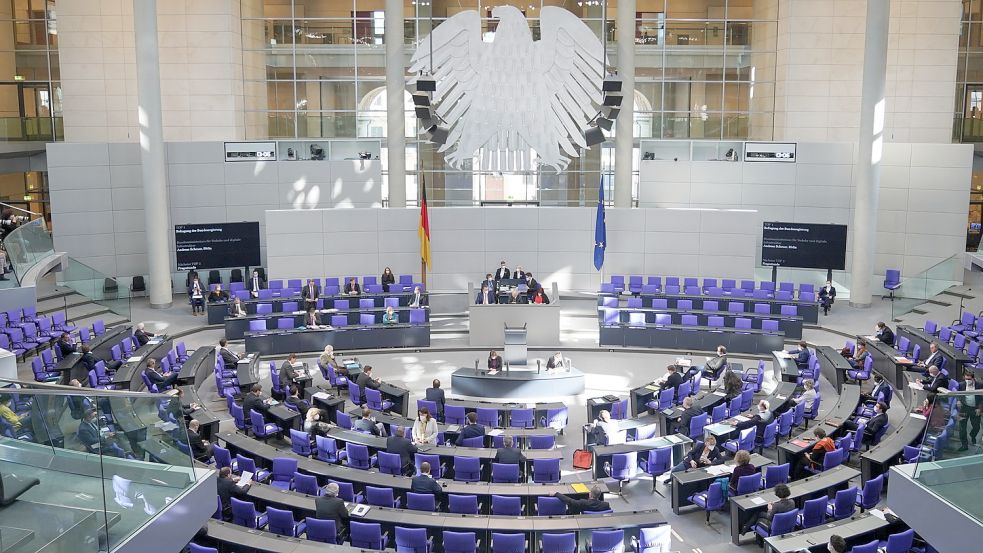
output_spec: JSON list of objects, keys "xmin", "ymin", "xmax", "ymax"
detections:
[
  {"xmin": 208, "ymin": 284, "xmax": 229, "ymax": 303},
  {"xmin": 228, "ymin": 297, "xmax": 247, "ymax": 317},
  {"xmin": 315, "ymin": 483, "xmax": 350, "ymax": 537},
  {"xmin": 874, "ymin": 322, "xmax": 894, "ymax": 345},
  {"xmin": 922, "ymin": 365, "xmax": 950, "ymax": 393},
  {"xmin": 455, "ymin": 412, "xmax": 486, "ymax": 445},
  {"xmin": 494, "ymin": 435, "xmax": 525, "ymax": 464},
  {"xmin": 671, "ymin": 434, "xmax": 720, "ymax": 472},
  {"xmin": 188, "ymin": 276, "xmax": 205, "ymax": 316},
  {"xmin": 487, "ymin": 350, "xmax": 502, "ymax": 375},
  {"xmin": 382, "ymin": 305, "xmax": 398, "ymax": 325},
  {"xmin": 546, "ymin": 351, "xmax": 564, "ymax": 374},
  {"xmin": 305, "ymin": 307, "xmax": 323, "ymax": 328},
  {"xmin": 475, "ymin": 283, "xmax": 496, "ymax": 304},
  {"xmin": 134, "ymin": 323, "xmax": 155, "ymax": 346},
  {"xmin": 787, "ymin": 341, "xmax": 811, "ymax": 371},
  {"xmin": 525, "ymin": 272, "xmax": 539, "ymax": 292},
  {"xmin": 514, "ymin": 266, "xmax": 527, "ymax": 280},
  {"xmin": 280, "ymin": 353, "xmax": 309, "ymax": 389},
  {"xmin": 302, "ymin": 279, "xmax": 320, "ymax": 311},
  {"xmin": 957, "ymin": 371, "xmax": 983, "ymax": 451},
  {"xmin": 425, "ymin": 379, "xmax": 445, "ymax": 417},
  {"xmin": 552, "ymin": 487, "xmax": 610, "ymax": 514},
  {"xmin": 56, "ymin": 333, "xmax": 77, "ymax": 358},
  {"xmin": 386, "ymin": 426, "xmax": 417, "ymax": 475},
  {"xmin": 494, "ymin": 261, "xmax": 510, "ymax": 281},
  {"xmin": 413, "ymin": 407, "xmax": 438, "ymax": 444},
  {"xmin": 409, "ymin": 286, "xmax": 427, "ymax": 307},
  {"xmin": 344, "ymin": 278, "xmax": 361, "ymax": 295},
  {"xmin": 819, "ymin": 280, "xmax": 836, "ymax": 316},
  {"xmin": 248, "ymin": 270, "xmax": 265, "ymax": 298},
  {"xmin": 218, "ymin": 338, "xmax": 240, "ymax": 367},
  {"xmin": 381, "ymin": 267, "xmax": 396, "ymax": 293}
]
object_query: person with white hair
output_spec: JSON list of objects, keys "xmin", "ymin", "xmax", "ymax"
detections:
[
  {"xmin": 134, "ymin": 322, "xmax": 155, "ymax": 346},
  {"xmin": 314, "ymin": 482, "xmax": 349, "ymax": 535},
  {"xmin": 319, "ymin": 345, "xmax": 347, "ymax": 376}
]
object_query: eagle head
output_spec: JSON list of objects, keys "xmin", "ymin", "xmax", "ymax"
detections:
[{"xmin": 490, "ymin": 5, "xmax": 523, "ymax": 22}]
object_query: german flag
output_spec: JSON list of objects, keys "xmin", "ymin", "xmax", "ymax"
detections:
[{"xmin": 419, "ymin": 177, "xmax": 432, "ymax": 271}]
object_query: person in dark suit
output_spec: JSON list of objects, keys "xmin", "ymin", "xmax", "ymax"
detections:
[
  {"xmin": 280, "ymin": 353, "xmax": 308, "ymax": 388},
  {"xmin": 386, "ymin": 426, "xmax": 417, "ymax": 474},
  {"xmin": 301, "ymin": 279, "xmax": 320, "ymax": 311},
  {"xmin": 425, "ymin": 379, "xmax": 445, "ymax": 417},
  {"xmin": 77, "ymin": 409, "xmax": 126, "ymax": 457},
  {"xmin": 57, "ymin": 333, "xmax": 77, "ymax": 358},
  {"xmin": 208, "ymin": 284, "xmax": 230, "ymax": 303},
  {"xmin": 788, "ymin": 341, "xmax": 811, "ymax": 370},
  {"xmin": 144, "ymin": 358, "xmax": 177, "ymax": 389},
  {"xmin": 701, "ymin": 345, "xmax": 728, "ymax": 382},
  {"xmin": 552, "ymin": 487, "xmax": 610, "ymax": 514},
  {"xmin": 657, "ymin": 364, "xmax": 684, "ymax": 396},
  {"xmin": 525, "ymin": 272, "xmax": 539, "ymax": 293},
  {"xmin": 381, "ymin": 267, "xmax": 396, "ymax": 293},
  {"xmin": 355, "ymin": 365, "xmax": 381, "ymax": 395},
  {"xmin": 749, "ymin": 483, "xmax": 796, "ymax": 544},
  {"xmin": 305, "ymin": 307, "xmax": 323, "ymax": 328},
  {"xmin": 874, "ymin": 322, "xmax": 894, "ymax": 345},
  {"xmin": 77, "ymin": 344, "xmax": 99, "ymax": 381},
  {"xmin": 353, "ymin": 407, "xmax": 382, "ymax": 436},
  {"xmin": 957, "ymin": 372, "xmax": 983, "ymax": 450},
  {"xmin": 285, "ymin": 385, "xmax": 311, "ymax": 417},
  {"xmin": 675, "ymin": 396, "xmax": 704, "ymax": 435},
  {"xmin": 483, "ymin": 273, "xmax": 497, "ymax": 293},
  {"xmin": 507, "ymin": 288, "xmax": 525, "ymax": 304},
  {"xmin": 455, "ymin": 412, "xmax": 486, "ymax": 445},
  {"xmin": 861, "ymin": 374, "xmax": 893, "ymax": 408},
  {"xmin": 133, "ymin": 323, "xmax": 155, "ymax": 346},
  {"xmin": 493, "ymin": 435, "xmax": 525, "ymax": 464},
  {"xmin": 187, "ymin": 419, "xmax": 213, "ymax": 460},
  {"xmin": 917, "ymin": 343, "xmax": 944, "ymax": 376},
  {"xmin": 315, "ymin": 483, "xmax": 350, "ymax": 535},
  {"xmin": 228, "ymin": 297, "xmax": 247, "ymax": 317},
  {"xmin": 671, "ymin": 435, "xmax": 721, "ymax": 472},
  {"xmin": 248, "ymin": 270, "xmax": 265, "ymax": 298},
  {"xmin": 218, "ymin": 338, "xmax": 240, "ymax": 367},
  {"xmin": 242, "ymin": 384, "xmax": 272, "ymax": 418},
  {"xmin": 216, "ymin": 467, "xmax": 249, "ymax": 521},
  {"xmin": 475, "ymin": 284, "xmax": 496, "ymax": 305},
  {"xmin": 411, "ymin": 462, "xmax": 443, "ymax": 497},
  {"xmin": 922, "ymin": 365, "xmax": 949, "ymax": 393},
  {"xmin": 494, "ymin": 261, "xmax": 510, "ymax": 281},
  {"xmin": 819, "ymin": 281, "xmax": 836, "ymax": 315},
  {"xmin": 409, "ymin": 286, "xmax": 427, "ymax": 308},
  {"xmin": 862, "ymin": 401, "xmax": 889, "ymax": 445},
  {"xmin": 735, "ymin": 400, "xmax": 775, "ymax": 436},
  {"xmin": 188, "ymin": 276, "xmax": 205, "ymax": 315},
  {"xmin": 487, "ymin": 351, "xmax": 502, "ymax": 375},
  {"xmin": 344, "ymin": 278, "xmax": 361, "ymax": 295},
  {"xmin": 513, "ymin": 266, "xmax": 527, "ymax": 280}
]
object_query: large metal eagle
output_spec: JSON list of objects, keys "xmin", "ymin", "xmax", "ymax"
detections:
[{"xmin": 410, "ymin": 6, "xmax": 606, "ymax": 172}]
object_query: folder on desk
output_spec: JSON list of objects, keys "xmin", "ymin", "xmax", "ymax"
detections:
[
  {"xmin": 349, "ymin": 504, "xmax": 371, "ymax": 517},
  {"xmin": 790, "ymin": 439, "xmax": 812, "ymax": 447},
  {"xmin": 570, "ymin": 483, "xmax": 590, "ymax": 494},
  {"xmin": 895, "ymin": 356, "xmax": 912, "ymax": 364},
  {"xmin": 645, "ymin": 385, "xmax": 661, "ymax": 392},
  {"xmin": 445, "ymin": 425, "xmax": 461, "ymax": 432},
  {"xmin": 126, "ymin": 356, "xmax": 142, "ymax": 363}
]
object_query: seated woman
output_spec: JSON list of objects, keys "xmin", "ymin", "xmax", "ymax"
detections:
[
  {"xmin": 848, "ymin": 340, "xmax": 870, "ymax": 370},
  {"xmin": 793, "ymin": 379, "xmax": 818, "ymax": 415},
  {"xmin": 671, "ymin": 435, "xmax": 721, "ymax": 472},
  {"xmin": 728, "ymin": 450, "xmax": 756, "ymax": 495},
  {"xmin": 412, "ymin": 407, "xmax": 438, "ymax": 444},
  {"xmin": 382, "ymin": 305, "xmax": 398, "ymax": 325},
  {"xmin": 795, "ymin": 427, "xmax": 835, "ymax": 478},
  {"xmin": 531, "ymin": 287, "xmax": 550, "ymax": 304},
  {"xmin": 487, "ymin": 350, "xmax": 502, "ymax": 375}
]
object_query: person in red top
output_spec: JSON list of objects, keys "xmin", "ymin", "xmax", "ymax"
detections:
[
  {"xmin": 532, "ymin": 287, "xmax": 550, "ymax": 304},
  {"xmin": 795, "ymin": 426, "xmax": 835, "ymax": 478}
]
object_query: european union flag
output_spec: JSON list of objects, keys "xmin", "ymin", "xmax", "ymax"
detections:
[{"xmin": 593, "ymin": 178, "xmax": 606, "ymax": 271}]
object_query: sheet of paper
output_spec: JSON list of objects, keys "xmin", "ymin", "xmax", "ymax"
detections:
[
  {"xmin": 487, "ymin": 429, "xmax": 504, "ymax": 437},
  {"xmin": 733, "ymin": 415, "xmax": 749, "ymax": 422},
  {"xmin": 868, "ymin": 508, "xmax": 886, "ymax": 520},
  {"xmin": 749, "ymin": 496, "xmax": 767, "ymax": 506},
  {"xmin": 126, "ymin": 356, "xmax": 142, "ymax": 363}
]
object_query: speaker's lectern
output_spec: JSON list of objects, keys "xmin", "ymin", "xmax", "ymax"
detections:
[{"xmin": 503, "ymin": 324, "xmax": 528, "ymax": 368}]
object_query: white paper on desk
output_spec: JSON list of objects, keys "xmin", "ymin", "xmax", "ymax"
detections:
[
  {"xmin": 154, "ymin": 421, "xmax": 178, "ymax": 431},
  {"xmin": 713, "ymin": 391, "xmax": 725, "ymax": 396},
  {"xmin": 869, "ymin": 508, "xmax": 886, "ymax": 520},
  {"xmin": 126, "ymin": 356, "xmax": 142, "ymax": 363},
  {"xmin": 488, "ymin": 429, "xmax": 504, "ymax": 437},
  {"xmin": 733, "ymin": 415, "xmax": 750, "ymax": 422},
  {"xmin": 705, "ymin": 465, "xmax": 729, "ymax": 476},
  {"xmin": 749, "ymin": 497, "xmax": 767, "ymax": 506},
  {"xmin": 312, "ymin": 392, "xmax": 331, "ymax": 400},
  {"xmin": 910, "ymin": 413, "xmax": 927, "ymax": 420},
  {"xmin": 148, "ymin": 339, "xmax": 162, "ymax": 345},
  {"xmin": 909, "ymin": 381, "xmax": 924, "ymax": 390},
  {"xmin": 664, "ymin": 434, "xmax": 685, "ymax": 444},
  {"xmin": 676, "ymin": 358, "xmax": 692, "ymax": 367},
  {"xmin": 865, "ymin": 335, "xmax": 879, "ymax": 341},
  {"xmin": 237, "ymin": 472, "xmax": 253, "ymax": 486}
]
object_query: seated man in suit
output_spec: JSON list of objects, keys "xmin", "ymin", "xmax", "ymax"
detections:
[
  {"xmin": 144, "ymin": 358, "xmax": 177, "ymax": 389},
  {"xmin": 187, "ymin": 419, "xmax": 213, "ymax": 461},
  {"xmin": 409, "ymin": 286, "xmax": 427, "ymax": 308},
  {"xmin": 77, "ymin": 409, "xmax": 128, "ymax": 457},
  {"xmin": 386, "ymin": 426, "xmax": 418, "ymax": 475},
  {"xmin": 248, "ymin": 270, "xmax": 265, "ymax": 298},
  {"xmin": 353, "ymin": 407, "xmax": 383, "ymax": 436},
  {"xmin": 787, "ymin": 341, "xmax": 811, "ymax": 371},
  {"xmin": 493, "ymin": 435, "xmax": 525, "ymax": 464},
  {"xmin": 344, "ymin": 277, "xmax": 361, "ymax": 295},
  {"xmin": 216, "ymin": 466, "xmax": 249, "ymax": 521},
  {"xmin": 916, "ymin": 342, "xmax": 945, "ymax": 376},
  {"xmin": 280, "ymin": 353, "xmax": 310, "ymax": 389},
  {"xmin": 455, "ymin": 412, "xmax": 486, "ymax": 445},
  {"xmin": 218, "ymin": 338, "xmax": 240, "ymax": 367},
  {"xmin": 425, "ymin": 379, "xmax": 445, "ymax": 418},
  {"xmin": 552, "ymin": 487, "xmax": 610, "ymax": 514},
  {"xmin": 475, "ymin": 283, "xmax": 496, "ymax": 305},
  {"xmin": 302, "ymin": 279, "xmax": 320, "ymax": 311},
  {"xmin": 242, "ymin": 383, "xmax": 274, "ymax": 418},
  {"xmin": 285, "ymin": 385, "xmax": 311, "ymax": 417},
  {"xmin": 874, "ymin": 322, "xmax": 894, "ymax": 345},
  {"xmin": 735, "ymin": 399, "xmax": 774, "ymax": 436},
  {"xmin": 355, "ymin": 365, "xmax": 382, "ymax": 396},
  {"xmin": 411, "ymin": 461, "xmax": 443, "ymax": 498},
  {"xmin": 304, "ymin": 307, "xmax": 323, "ymax": 328},
  {"xmin": 56, "ymin": 332, "xmax": 77, "ymax": 358},
  {"xmin": 78, "ymin": 344, "xmax": 100, "ymax": 378},
  {"xmin": 656, "ymin": 364, "xmax": 684, "ymax": 396},
  {"xmin": 861, "ymin": 401, "xmax": 889, "ymax": 445},
  {"xmin": 699, "ymin": 345, "xmax": 728, "ymax": 382},
  {"xmin": 507, "ymin": 288, "xmax": 525, "ymax": 304},
  {"xmin": 228, "ymin": 297, "xmax": 247, "ymax": 317},
  {"xmin": 922, "ymin": 365, "xmax": 950, "ymax": 393},
  {"xmin": 208, "ymin": 284, "xmax": 229, "ymax": 303},
  {"xmin": 671, "ymin": 435, "xmax": 721, "ymax": 472},
  {"xmin": 133, "ymin": 322, "xmax": 155, "ymax": 347},
  {"xmin": 675, "ymin": 396, "xmax": 704, "ymax": 435},
  {"xmin": 315, "ymin": 483, "xmax": 350, "ymax": 537}
]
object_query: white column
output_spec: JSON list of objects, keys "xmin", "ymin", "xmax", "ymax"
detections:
[
  {"xmin": 849, "ymin": 0, "xmax": 890, "ymax": 308},
  {"xmin": 386, "ymin": 0, "xmax": 407, "ymax": 208},
  {"xmin": 613, "ymin": 0, "xmax": 635, "ymax": 208},
  {"xmin": 133, "ymin": 0, "xmax": 173, "ymax": 308}
]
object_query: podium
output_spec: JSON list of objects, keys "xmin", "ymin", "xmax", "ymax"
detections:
[{"xmin": 504, "ymin": 324, "xmax": 527, "ymax": 368}]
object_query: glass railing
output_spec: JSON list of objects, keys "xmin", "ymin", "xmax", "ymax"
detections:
[
  {"xmin": 910, "ymin": 389, "xmax": 983, "ymax": 524},
  {"xmin": 888, "ymin": 254, "xmax": 964, "ymax": 320},
  {"xmin": 5, "ymin": 217, "xmax": 55, "ymax": 282},
  {"xmin": 0, "ymin": 116, "xmax": 62, "ymax": 141},
  {"xmin": 56, "ymin": 256, "xmax": 132, "ymax": 321},
  {"xmin": 0, "ymin": 383, "xmax": 199, "ymax": 552}
]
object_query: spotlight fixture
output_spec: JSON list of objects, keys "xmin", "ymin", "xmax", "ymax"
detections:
[
  {"xmin": 412, "ymin": 92, "xmax": 431, "ymax": 107},
  {"xmin": 597, "ymin": 117, "xmax": 614, "ymax": 132},
  {"xmin": 416, "ymin": 75, "xmax": 436, "ymax": 92},
  {"xmin": 602, "ymin": 92, "xmax": 623, "ymax": 107},
  {"xmin": 602, "ymin": 105, "xmax": 621, "ymax": 120},
  {"xmin": 428, "ymin": 125, "xmax": 449, "ymax": 145},
  {"xmin": 584, "ymin": 125, "xmax": 605, "ymax": 146},
  {"xmin": 602, "ymin": 75, "xmax": 623, "ymax": 93}
]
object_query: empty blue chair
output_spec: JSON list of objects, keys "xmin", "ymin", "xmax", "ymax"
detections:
[
  {"xmin": 365, "ymin": 388, "xmax": 393, "ymax": 411},
  {"xmin": 248, "ymin": 319, "xmax": 267, "ymax": 332},
  {"xmin": 249, "ymin": 410, "xmax": 279, "ymax": 441},
  {"xmin": 492, "ymin": 533, "xmax": 525, "ymax": 553},
  {"xmin": 589, "ymin": 529, "xmax": 624, "ymax": 553},
  {"xmin": 477, "ymin": 407, "xmax": 499, "ymax": 428},
  {"xmin": 378, "ymin": 451, "xmax": 403, "ymax": 475},
  {"xmin": 883, "ymin": 269, "xmax": 901, "ymax": 300},
  {"xmin": 688, "ymin": 481, "xmax": 726, "ymax": 523},
  {"xmin": 189, "ymin": 545, "xmax": 218, "ymax": 553},
  {"xmin": 444, "ymin": 531, "xmax": 477, "ymax": 553},
  {"xmin": 366, "ymin": 485, "xmax": 401, "ymax": 508},
  {"xmin": 603, "ymin": 451, "xmax": 637, "ymax": 495},
  {"xmin": 848, "ymin": 541, "xmax": 880, "ymax": 553},
  {"xmin": 230, "ymin": 497, "xmax": 267, "ymax": 528},
  {"xmin": 415, "ymin": 453, "xmax": 443, "ymax": 478},
  {"xmin": 877, "ymin": 529, "xmax": 914, "ymax": 553},
  {"xmin": 460, "ymin": 436, "xmax": 484, "ymax": 448},
  {"xmin": 711, "ymin": 403, "xmax": 727, "ymax": 423},
  {"xmin": 826, "ymin": 487, "xmax": 859, "ymax": 520},
  {"xmin": 762, "ymin": 463, "xmax": 789, "ymax": 489},
  {"xmin": 647, "ymin": 388, "xmax": 674, "ymax": 412},
  {"xmin": 688, "ymin": 413, "xmax": 708, "ymax": 440},
  {"xmin": 537, "ymin": 496, "xmax": 567, "ymax": 516},
  {"xmin": 360, "ymin": 313, "xmax": 376, "ymax": 325},
  {"xmin": 532, "ymin": 458, "xmax": 560, "ymax": 483},
  {"xmin": 267, "ymin": 506, "xmax": 306, "ymax": 537},
  {"xmin": 529, "ymin": 435, "xmax": 555, "ymax": 449},
  {"xmin": 758, "ymin": 420, "xmax": 778, "ymax": 452},
  {"xmin": 454, "ymin": 456, "xmax": 481, "ymax": 482},
  {"xmin": 798, "ymin": 496, "xmax": 827, "ymax": 528},
  {"xmin": 492, "ymin": 494, "xmax": 521, "ymax": 516},
  {"xmin": 396, "ymin": 526, "xmax": 432, "ymax": 553},
  {"xmin": 510, "ymin": 408, "xmax": 534, "ymax": 428},
  {"xmin": 676, "ymin": 381, "xmax": 692, "ymax": 403},
  {"xmin": 315, "ymin": 435, "xmax": 342, "ymax": 463},
  {"xmin": 856, "ymin": 474, "xmax": 884, "ymax": 511},
  {"xmin": 445, "ymin": 405, "xmax": 467, "ymax": 424},
  {"xmin": 448, "ymin": 494, "xmax": 479, "ymax": 514},
  {"xmin": 346, "ymin": 443, "xmax": 376, "ymax": 470},
  {"xmin": 407, "ymin": 492, "xmax": 437, "ymax": 512},
  {"xmin": 270, "ymin": 458, "xmax": 297, "ymax": 490},
  {"xmin": 638, "ymin": 447, "xmax": 672, "ymax": 491},
  {"xmin": 492, "ymin": 462, "xmax": 520, "ymax": 483},
  {"xmin": 754, "ymin": 509, "xmax": 798, "ymax": 542},
  {"xmin": 542, "ymin": 533, "xmax": 576, "ymax": 553},
  {"xmin": 290, "ymin": 428, "xmax": 312, "ymax": 456},
  {"xmin": 350, "ymin": 521, "xmax": 389, "ymax": 550},
  {"xmin": 292, "ymin": 473, "xmax": 322, "ymax": 496},
  {"xmin": 305, "ymin": 517, "xmax": 339, "ymax": 544},
  {"xmin": 734, "ymin": 473, "xmax": 761, "ymax": 496}
]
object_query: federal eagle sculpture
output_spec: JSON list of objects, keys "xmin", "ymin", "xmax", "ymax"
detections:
[{"xmin": 410, "ymin": 6, "xmax": 608, "ymax": 172}]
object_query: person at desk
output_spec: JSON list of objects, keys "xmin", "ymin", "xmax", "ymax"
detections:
[
  {"xmin": 591, "ymin": 409, "xmax": 621, "ymax": 446},
  {"xmin": 413, "ymin": 407, "xmax": 438, "ymax": 445},
  {"xmin": 552, "ymin": 487, "xmax": 610, "ymax": 514},
  {"xmin": 728, "ymin": 450, "xmax": 756, "ymax": 494},
  {"xmin": 722, "ymin": 370, "xmax": 744, "ymax": 399},
  {"xmin": 382, "ymin": 305, "xmax": 398, "ymax": 325},
  {"xmin": 0, "ymin": 396, "xmax": 28, "ymax": 432},
  {"xmin": 455, "ymin": 411, "xmax": 486, "ymax": 445},
  {"xmin": 425, "ymin": 379, "xmax": 445, "ymax": 417},
  {"xmin": 218, "ymin": 338, "xmax": 240, "ymax": 367},
  {"xmin": 848, "ymin": 340, "xmax": 870, "ymax": 370},
  {"xmin": 216, "ymin": 466, "xmax": 249, "ymax": 521},
  {"xmin": 354, "ymin": 407, "xmax": 384, "ymax": 436},
  {"xmin": 675, "ymin": 396, "xmax": 704, "ymax": 435},
  {"xmin": 228, "ymin": 297, "xmax": 247, "ymax": 318},
  {"xmin": 187, "ymin": 419, "xmax": 213, "ymax": 461},
  {"xmin": 77, "ymin": 409, "xmax": 128, "ymax": 457},
  {"xmin": 304, "ymin": 408, "xmax": 333, "ymax": 438},
  {"xmin": 787, "ymin": 341, "xmax": 811, "ymax": 371},
  {"xmin": 819, "ymin": 280, "xmax": 836, "ymax": 316},
  {"xmin": 409, "ymin": 286, "xmax": 427, "ymax": 308},
  {"xmin": 487, "ymin": 350, "xmax": 502, "ymax": 375},
  {"xmin": 922, "ymin": 365, "xmax": 950, "ymax": 393},
  {"xmin": 670, "ymin": 434, "xmax": 720, "ymax": 472},
  {"xmin": 248, "ymin": 270, "xmax": 265, "ymax": 298},
  {"xmin": 507, "ymin": 288, "xmax": 525, "ymax": 304},
  {"xmin": 828, "ymin": 535, "xmax": 848, "ymax": 553},
  {"xmin": 735, "ymin": 400, "xmax": 774, "ymax": 436},
  {"xmin": 301, "ymin": 279, "xmax": 320, "ymax": 311},
  {"xmin": 514, "ymin": 266, "xmax": 527, "ymax": 280},
  {"xmin": 144, "ymin": 358, "xmax": 177, "ymax": 389},
  {"xmin": 242, "ymin": 383, "xmax": 274, "ymax": 418},
  {"xmin": 957, "ymin": 372, "xmax": 983, "ymax": 451},
  {"xmin": 494, "ymin": 435, "xmax": 525, "ymax": 464},
  {"xmin": 344, "ymin": 277, "xmax": 361, "ymax": 295},
  {"xmin": 702, "ymin": 345, "xmax": 728, "ymax": 382},
  {"xmin": 355, "ymin": 365, "xmax": 381, "ymax": 397},
  {"xmin": 315, "ymin": 483, "xmax": 350, "ymax": 537},
  {"xmin": 280, "ymin": 353, "xmax": 308, "ymax": 388},
  {"xmin": 381, "ymin": 267, "xmax": 396, "ymax": 293},
  {"xmin": 208, "ymin": 284, "xmax": 229, "ymax": 303},
  {"xmin": 916, "ymin": 342, "xmax": 944, "ymax": 376},
  {"xmin": 285, "ymin": 385, "xmax": 311, "ymax": 417},
  {"xmin": 793, "ymin": 379, "xmax": 818, "ymax": 415},
  {"xmin": 874, "ymin": 322, "xmax": 895, "ymax": 345},
  {"xmin": 795, "ymin": 426, "xmax": 835, "ymax": 478},
  {"xmin": 656, "ymin": 364, "xmax": 684, "ymax": 396},
  {"xmin": 532, "ymin": 286, "xmax": 550, "ymax": 304},
  {"xmin": 134, "ymin": 322, "xmax": 155, "ymax": 347},
  {"xmin": 56, "ymin": 333, "xmax": 77, "ymax": 358},
  {"xmin": 748, "ymin": 483, "xmax": 796, "ymax": 545},
  {"xmin": 494, "ymin": 261, "xmax": 510, "ymax": 281},
  {"xmin": 188, "ymin": 276, "xmax": 205, "ymax": 316},
  {"xmin": 386, "ymin": 426, "xmax": 418, "ymax": 475},
  {"xmin": 855, "ymin": 401, "xmax": 889, "ymax": 446},
  {"xmin": 525, "ymin": 272, "xmax": 539, "ymax": 292},
  {"xmin": 319, "ymin": 345, "xmax": 345, "ymax": 377},
  {"xmin": 304, "ymin": 307, "xmax": 323, "ymax": 328},
  {"xmin": 546, "ymin": 351, "xmax": 564, "ymax": 374},
  {"xmin": 475, "ymin": 283, "xmax": 496, "ymax": 305},
  {"xmin": 411, "ymin": 461, "xmax": 443, "ymax": 498},
  {"xmin": 78, "ymin": 344, "xmax": 100, "ymax": 375},
  {"xmin": 483, "ymin": 273, "xmax": 497, "ymax": 293}
]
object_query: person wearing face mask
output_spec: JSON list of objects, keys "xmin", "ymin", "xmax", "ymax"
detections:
[
  {"xmin": 412, "ymin": 407, "xmax": 438, "ymax": 444},
  {"xmin": 819, "ymin": 280, "xmax": 836, "ymax": 315},
  {"xmin": 957, "ymin": 372, "xmax": 983, "ymax": 451},
  {"xmin": 874, "ymin": 322, "xmax": 894, "ymax": 345},
  {"xmin": 188, "ymin": 276, "xmax": 205, "ymax": 316},
  {"xmin": 248, "ymin": 270, "xmax": 265, "ymax": 298},
  {"xmin": 494, "ymin": 261, "xmax": 511, "ymax": 281},
  {"xmin": 735, "ymin": 399, "xmax": 774, "ymax": 436}
]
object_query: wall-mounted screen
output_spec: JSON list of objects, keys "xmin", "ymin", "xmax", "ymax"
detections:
[
  {"xmin": 175, "ymin": 222, "xmax": 261, "ymax": 270},
  {"xmin": 761, "ymin": 222, "xmax": 847, "ymax": 270}
]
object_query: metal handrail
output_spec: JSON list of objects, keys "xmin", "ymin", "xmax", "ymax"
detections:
[{"xmin": 0, "ymin": 201, "xmax": 40, "ymax": 217}]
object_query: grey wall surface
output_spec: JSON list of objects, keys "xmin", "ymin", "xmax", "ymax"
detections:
[
  {"xmin": 46, "ymin": 141, "xmax": 382, "ymax": 282},
  {"xmin": 265, "ymin": 206, "xmax": 760, "ymax": 291}
]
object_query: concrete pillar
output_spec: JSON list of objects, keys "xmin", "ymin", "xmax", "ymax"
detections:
[
  {"xmin": 849, "ymin": 0, "xmax": 890, "ymax": 308},
  {"xmin": 133, "ymin": 0, "xmax": 173, "ymax": 308},
  {"xmin": 386, "ymin": 0, "xmax": 407, "ymax": 208},
  {"xmin": 613, "ymin": 0, "xmax": 635, "ymax": 208}
]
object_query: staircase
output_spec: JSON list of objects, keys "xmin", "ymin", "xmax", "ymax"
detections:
[{"xmin": 35, "ymin": 286, "xmax": 129, "ymax": 331}]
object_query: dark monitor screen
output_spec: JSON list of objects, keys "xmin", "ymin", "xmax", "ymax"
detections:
[
  {"xmin": 761, "ymin": 222, "xmax": 848, "ymax": 270},
  {"xmin": 175, "ymin": 222, "xmax": 261, "ymax": 271}
]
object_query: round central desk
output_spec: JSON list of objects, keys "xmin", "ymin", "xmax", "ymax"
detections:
[{"xmin": 450, "ymin": 366, "xmax": 586, "ymax": 398}]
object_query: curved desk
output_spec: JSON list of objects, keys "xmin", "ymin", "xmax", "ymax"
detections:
[
  {"xmin": 607, "ymin": 308, "xmax": 804, "ymax": 339},
  {"xmin": 227, "ymin": 308, "xmax": 430, "ymax": 340},
  {"xmin": 345, "ymin": 408, "xmax": 558, "ymax": 445},
  {"xmin": 205, "ymin": 520, "xmax": 364, "ymax": 553},
  {"xmin": 598, "ymin": 292, "xmax": 819, "ymax": 324},
  {"xmin": 599, "ymin": 323, "xmax": 785, "ymax": 355},
  {"xmin": 764, "ymin": 512, "xmax": 895, "ymax": 553},
  {"xmin": 896, "ymin": 324, "xmax": 970, "ymax": 380},
  {"xmin": 176, "ymin": 345, "xmax": 215, "ymax": 387},
  {"xmin": 860, "ymin": 372, "xmax": 928, "ymax": 483},
  {"xmin": 591, "ymin": 434, "xmax": 693, "ymax": 479},
  {"xmin": 244, "ymin": 324, "xmax": 431, "ymax": 355},
  {"xmin": 450, "ymin": 367, "xmax": 585, "ymax": 398},
  {"xmin": 207, "ymin": 290, "xmax": 427, "ymax": 324},
  {"xmin": 777, "ymin": 384, "xmax": 862, "ymax": 466},
  {"xmin": 52, "ymin": 325, "xmax": 132, "ymax": 384},
  {"xmin": 443, "ymin": 399, "xmax": 567, "ymax": 431},
  {"xmin": 111, "ymin": 337, "xmax": 174, "ymax": 391},
  {"xmin": 670, "ymin": 453, "xmax": 774, "ymax": 514}
]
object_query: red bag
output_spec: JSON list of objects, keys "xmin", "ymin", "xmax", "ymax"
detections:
[{"xmin": 572, "ymin": 449, "xmax": 593, "ymax": 470}]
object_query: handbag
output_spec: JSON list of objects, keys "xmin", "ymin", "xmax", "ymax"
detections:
[{"xmin": 572, "ymin": 449, "xmax": 593, "ymax": 470}]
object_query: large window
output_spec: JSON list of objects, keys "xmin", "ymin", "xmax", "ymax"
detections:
[{"xmin": 0, "ymin": 0, "xmax": 61, "ymax": 142}]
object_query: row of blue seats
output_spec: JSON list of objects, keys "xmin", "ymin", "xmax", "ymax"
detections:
[
  {"xmin": 0, "ymin": 309, "xmax": 77, "ymax": 357},
  {"xmin": 604, "ymin": 276, "xmax": 818, "ymax": 295},
  {"xmin": 246, "ymin": 309, "xmax": 428, "ymax": 332}
]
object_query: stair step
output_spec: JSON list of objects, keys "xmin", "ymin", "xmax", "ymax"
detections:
[
  {"xmin": 35, "ymin": 286, "xmax": 78, "ymax": 303},
  {"xmin": 37, "ymin": 294, "xmax": 92, "ymax": 315}
]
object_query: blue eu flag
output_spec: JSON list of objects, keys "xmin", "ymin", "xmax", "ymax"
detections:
[{"xmin": 593, "ymin": 178, "xmax": 606, "ymax": 271}]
